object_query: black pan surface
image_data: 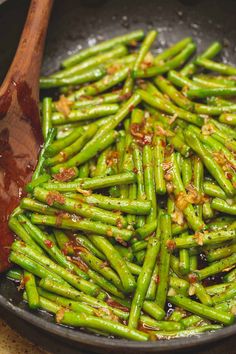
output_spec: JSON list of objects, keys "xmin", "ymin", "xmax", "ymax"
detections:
[{"xmin": 1, "ymin": 0, "xmax": 236, "ymax": 352}]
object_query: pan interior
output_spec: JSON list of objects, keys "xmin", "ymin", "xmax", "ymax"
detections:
[{"xmin": 1, "ymin": 0, "xmax": 236, "ymax": 352}]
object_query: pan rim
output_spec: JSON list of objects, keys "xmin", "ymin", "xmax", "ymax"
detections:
[{"xmin": 0, "ymin": 292, "xmax": 236, "ymax": 351}]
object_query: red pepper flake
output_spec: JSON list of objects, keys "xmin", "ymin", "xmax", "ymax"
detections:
[
  {"xmin": 53, "ymin": 167, "xmax": 76, "ymax": 182},
  {"xmin": 166, "ymin": 239, "xmax": 176, "ymax": 252},
  {"xmin": 154, "ymin": 275, "xmax": 160, "ymax": 284},
  {"xmin": 133, "ymin": 167, "xmax": 138, "ymax": 174},
  {"xmin": 161, "ymin": 140, "xmax": 166, "ymax": 148},
  {"xmin": 106, "ymin": 298, "xmax": 129, "ymax": 312},
  {"xmin": 119, "ymin": 92, "xmax": 132, "ymax": 101},
  {"xmin": 129, "ymin": 104, "xmax": 135, "ymax": 112},
  {"xmin": 72, "ymin": 245, "xmax": 87, "ymax": 254},
  {"xmin": 106, "ymin": 150, "xmax": 119, "ymax": 167},
  {"xmin": 226, "ymin": 172, "xmax": 233, "ymax": 180},
  {"xmin": 69, "ymin": 256, "xmax": 89, "ymax": 272},
  {"xmin": 116, "ymin": 218, "xmax": 123, "ymax": 229},
  {"xmin": 18, "ymin": 276, "xmax": 30, "ymax": 291},
  {"xmin": 188, "ymin": 273, "xmax": 198, "ymax": 284},
  {"xmin": 46, "ymin": 191, "xmax": 65, "ymax": 206},
  {"xmin": 44, "ymin": 239, "xmax": 53, "ymax": 248}
]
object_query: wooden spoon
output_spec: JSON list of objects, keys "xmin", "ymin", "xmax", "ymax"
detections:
[{"xmin": 0, "ymin": 0, "xmax": 53, "ymax": 272}]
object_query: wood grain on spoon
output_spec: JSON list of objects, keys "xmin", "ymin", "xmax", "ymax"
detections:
[{"xmin": 0, "ymin": 0, "xmax": 53, "ymax": 272}]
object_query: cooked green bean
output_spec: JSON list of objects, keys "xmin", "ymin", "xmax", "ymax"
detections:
[{"xmin": 7, "ymin": 30, "xmax": 236, "ymax": 340}]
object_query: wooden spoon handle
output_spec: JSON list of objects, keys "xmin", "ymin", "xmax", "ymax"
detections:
[{"xmin": 1, "ymin": 0, "xmax": 53, "ymax": 94}]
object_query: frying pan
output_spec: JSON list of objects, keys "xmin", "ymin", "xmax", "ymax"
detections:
[{"xmin": 0, "ymin": 0, "xmax": 236, "ymax": 352}]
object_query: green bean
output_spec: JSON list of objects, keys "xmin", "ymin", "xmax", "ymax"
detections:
[
  {"xmin": 174, "ymin": 229, "xmax": 236, "ymax": 248},
  {"xmin": 136, "ymin": 220, "xmax": 157, "ymax": 239},
  {"xmin": 219, "ymin": 113, "xmax": 236, "ymax": 126},
  {"xmin": 42, "ymin": 98, "xmax": 52, "ymax": 141},
  {"xmin": 45, "ymin": 124, "xmax": 98, "ymax": 167},
  {"xmin": 211, "ymin": 283, "xmax": 236, "ymax": 305},
  {"xmin": 193, "ymin": 283, "xmax": 213, "ymax": 307},
  {"xmin": 17, "ymin": 215, "xmax": 88, "ymax": 279},
  {"xmin": 51, "ymin": 130, "xmax": 117, "ymax": 173},
  {"xmin": 211, "ymin": 198, "xmax": 236, "ymax": 215},
  {"xmin": 52, "ymin": 104, "xmax": 119, "ymax": 125},
  {"xmin": 135, "ymin": 43, "xmax": 196, "ymax": 78},
  {"xmin": 192, "ymin": 75, "xmax": 236, "ymax": 88},
  {"xmin": 53, "ymin": 45, "xmax": 127, "ymax": 79},
  {"xmin": 140, "ymin": 315, "xmax": 183, "ymax": 331},
  {"xmin": 66, "ymin": 192, "xmax": 151, "ymax": 215},
  {"xmin": 11, "ymin": 241, "xmax": 100, "ymax": 296},
  {"xmin": 126, "ymin": 261, "xmax": 142, "ymax": 275},
  {"xmin": 45, "ymin": 126, "xmax": 86, "ymax": 157},
  {"xmin": 168, "ymin": 294, "xmax": 234, "ymax": 325},
  {"xmin": 129, "ymin": 237, "xmax": 160, "ymax": 328},
  {"xmin": 43, "ymin": 172, "xmax": 136, "ymax": 192},
  {"xmin": 52, "ymin": 93, "xmax": 141, "ymax": 172},
  {"xmin": 143, "ymin": 145, "xmax": 157, "ymax": 222},
  {"xmin": 142, "ymin": 300, "xmax": 165, "ymax": 321},
  {"xmin": 32, "ymin": 129, "xmax": 57, "ymax": 180},
  {"xmin": 168, "ymin": 308, "xmax": 186, "ymax": 322},
  {"xmin": 145, "ymin": 264, "xmax": 159, "ymax": 301},
  {"xmin": 153, "ymin": 134, "xmax": 166, "ymax": 195},
  {"xmin": 180, "ymin": 315, "xmax": 203, "ymax": 328},
  {"xmin": 206, "ymin": 244, "xmax": 236, "ymax": 262},
  {"xmin": 37, "ymin": 288, "xmax": 98, "ymax": 317},
  {"xmin": 24, "ymin": 271, "xmax": 40, "ymax": 310},
  {"xmin": 181, "ymin": 158, "xmax": 192, "ymax": 188},
  {"xmin": 53, "ymin": 230, "xmax": 74, "ymax": 255},
  {"xmin": 188, "ymin": 87, "xmax": 236, "ymax": 99},
  {"xmin": 170, "ymin": 153, "xmax": 204, "ymax": 231},
  {"xmin": 154, "ymin": 76, "xmax": 194, "ymax": 111},
  {"xmin": 203, "ymin": 182, "xmax": 227, "ymax": 200},
  {"xmin": 33, "ymin": 187, "xmax": 127, "ymax": 227},
  {"xmin": 224, "ymin": 268, "xmax": 236, "ymax": 282},
  {"xmin": 137, "ymin": 89, "xmax": 203, "ymax": 127},
  {"xmin": 169, "ymin": 275, "xmax": 189, "ymax": 296},
  {"xmin": 62, "ymin": 30, "xmax": 144, "ymax": 68},
  {"xmin": 6, "ymin": 268, "xmax": 23, "ymax": 281},
  {"xmin": 79, "ymin": 162, "xmax": 90, "ymax": 178},
  {"xmin": 156, "ymin": 214, "xmax": 172, "ymax": 309},
  {"xmin": 181, "ymin": 41, "xmax": 222, "ymax": 76},
  {"xmin": 154, "ymin": 37, "xmax": 193, "ymax": 64},
  {"xmin": 40, "ymin": 67, "xmax": 106, "ymax": 89},
  {"xmin": 40, "ymin": 276, "xmax": 127, "ymax": 317},
  {"xmin": 69, "ymin": 67, "xmax": 130, "ymax": 101},
  {"xmin": 26, "ymin": 173, "xmax": 51, "ymax": 193},
  {"xmin": 132, "ymin": 30, "xmax": 157, "ymax": 75},
  {"xmin": 79, "ymin": 249, "xmax": 123, "ymax": 290},
  {"xmin": 184, "ymin": 130, "xmax": 235, "ymax": 197},
  {"xmin": 20, "ymin": 198, "xmax": 58, "ymax": 215},
  {"xmin": 196, "ymin": 253, "xmax": 236, "ymax": 280},
  {"xmin": 168, "ymin": 70, "xmax": 199, "ymax": 89},
  {"xmin": 88, "ymin": 235, "xmax": 136, "ymax": 293},
  {"xmin": 196, "ymin": 58, "xmax": 236, "ymax": 75},
  {"xmin": 61, "ymin": 310, "xmax": 149, "ymax": 341},
  {"xmin": 9, "ymin": 251, "xmax": 63, "ymax": 284},
  {"xmin": 31, "ymin": 214, "xmax": 133, "ymax": 242},
  {"xmin": 8, "ymin": 216, "xmax": 43, "ymax": 253},
  {"xmin": 72, "ymin": 91, "xmax": 123, "ymax": 110},
  {"xmin": 153, "ymin": 326, "xmax": 222, "ymax": 339},
  {"xmin": 214, "ymin": 298, "xmax": 236, "ymax": 314},
  {"xmin": 179, "ymin": 249, "xmax": 190, "ymax": 275}
]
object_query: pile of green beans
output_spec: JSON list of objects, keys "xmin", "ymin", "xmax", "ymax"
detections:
[{"xmin": 8, "ymin": 29, "xmax": 236, "ymax": 341}]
